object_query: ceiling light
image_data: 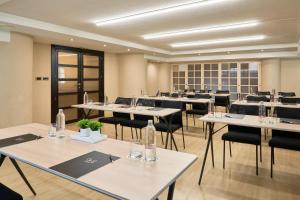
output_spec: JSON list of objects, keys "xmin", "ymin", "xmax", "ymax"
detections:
[
  {"xmin": 95, "ymin": 0, "xmax": 226, "ymax": 26},
  {"xmin": 127, "ymin": 48, "xmax": 131, "ymax": 52},
  {"xmin": 170, "ymin": 35, "xmax": 266, "ymax": 48},
  {"xmin": 70, "ymin": 38, "xmax": 74, "ymax": 42},
  {"xmin": 198, "ymin": 53, "xmax": 201, "ymax": 56},
  {"xmin": 260, "ymin": 49, "xmax": 264, "ymax": 52},
  {"xmin": 143, "ymin": 20, "xmax": 258, "ymax": 39},
  {"xmin": 103, "ymin": 44, "xmax": 107, "ymax": 47}
]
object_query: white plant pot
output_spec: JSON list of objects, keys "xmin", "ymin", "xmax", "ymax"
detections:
[
  {"xmin": 91, "ymin": 130, "xmax": 101, "ymax": 135},
  {"xmin": 80, "ymin": 128, "xmax": 90, "ymax": 137}
]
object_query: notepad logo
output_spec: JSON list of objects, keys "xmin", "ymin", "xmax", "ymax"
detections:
[
  {"xmin": 84, "ymin": 158, "xmax": 98, "ymax": 164},
  {"xmin": 15, "ymin": 137, "xmax": 24, "ymax": 141}
]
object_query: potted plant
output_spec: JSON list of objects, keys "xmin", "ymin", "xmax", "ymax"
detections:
[
  {"xmin": 88, "ymin": 121, "xmax": 103, "ymax": 135},
  {"xmin": 77, "ymin": 119, "xmax": 90, "ymax": 137}
]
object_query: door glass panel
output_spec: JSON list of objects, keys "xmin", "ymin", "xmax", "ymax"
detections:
[
  {"xmin": 84, "ymin": 68, "xmax": 99, "ymax": 79},
  {"xmin": 59, "ymin": 95, "xmax": 78, "ymax": 108},
  {"xmin": 58, "ymin": 52, "xmax": 78, "ymax": 65},
  {"xmin": 84, "ymin": 81, "xmax": 99, "ymax": 91},
  {"xmin": 64, "ymin": 108, "xmax": 78, "ymax": 121},
  {"xmin": 83, "ymin": 55, "xmax": 99, "ymax": 66},
  {"xmin": 58, "ymin": 67, "xmax": 78, "ymax": 79},
  {"xmin": 58, "ymin": 81, "xmax": 77, "ymax": 93}
]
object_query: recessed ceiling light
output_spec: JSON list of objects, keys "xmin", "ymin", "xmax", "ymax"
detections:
[
  {"xmin": 70, "ymin": 38, "xmax": 74, "ymax": 42},
  {"xmin": 227, "ymin": 51, "xmax": 231, "ymax": 54},
  {"xmin": 198, "ymin": 53, "xmax": 201, "ymax": 56},
  {"xmin": 127, "ymin": 48, "xmax": 131, "ymax": 52},
  {"xmin": 170, "ymin": 35, "xmax": 266, "ymax": 48},
  {"xmin": 95, "ymin": 0, "xmax": 226, "ymax": 26},
  {"xmin": 260, "ymin": 49, "xmax": 264, "ymax": 52},
  {"xmin": 103, "ymin": 44, "xmax": 107, "ymax": 47},
  {"xmin": 143, "ymin": 20, "xmax": 259, "ymax": 40}
]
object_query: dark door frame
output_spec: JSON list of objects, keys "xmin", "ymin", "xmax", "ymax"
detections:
[{"xmin": 51, "ymin": 45, "xmax": 104, "ymax": 123}]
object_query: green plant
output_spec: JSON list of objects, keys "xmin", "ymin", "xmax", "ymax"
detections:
[
  {"xmin": 77, "ymin": 119, "xmax": 90, "ymax": 129},
  {"xmin": 88, "ymin": 121, "xmax": 103, "ymax": 131}
]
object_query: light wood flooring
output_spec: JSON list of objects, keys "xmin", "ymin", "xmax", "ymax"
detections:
[{"xmin": 0, "ymin": 114, "xmax": 300, "ymax": 200}]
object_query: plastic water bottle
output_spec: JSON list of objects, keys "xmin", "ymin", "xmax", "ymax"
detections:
[
  {"xmin": 83, "ymin": 92, "xmax": 88, "ymax": 104},
  {"xmin": 56, "ymin": 109, "xmax": 66, "ymax": 138},
  {"xmin": 259, "ymin": 101, "xmax": 265, "ymax": 123},
  {"xmin": 145, "ymin": 120, "xmax": 157, "ymax": 162}
]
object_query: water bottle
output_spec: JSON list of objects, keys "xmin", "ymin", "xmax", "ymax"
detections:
[
  {"xmin": 83, "ymin": 92, "xmax": 88, "ymax": 104},
  {"xmin": 131, "ymin": 96, "xmax": 137, "ymax": 108},
  {"xmin": 56, "ymin": 109, "xmax": 66, "ymax": 138},
  {"xmin": 104, "ymin": 95, "xmax": 108, "ymax": 105},
  {"xmin": 259, "ymin": 101, "xmax": 265, "ymax": 123},
  {"xmin": 145, "ymin": 120, "xmax": 157, "ymax": 162}
]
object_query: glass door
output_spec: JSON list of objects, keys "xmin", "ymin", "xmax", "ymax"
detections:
[{"xmin": 51, "ymin": 45, "xmax": 104, "ymax": 123}]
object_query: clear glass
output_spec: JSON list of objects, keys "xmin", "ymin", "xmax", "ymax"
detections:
[
  {"xmin": 129, "ymin": 139, "xmax": 143, "ymax": 160},
  {"xmin": 145, "ymin": 120, "xmax": 157, "ymax": 162},
  {"xmin": 48, "ymin": 123, "xmax": 57, "ymax": 137}
]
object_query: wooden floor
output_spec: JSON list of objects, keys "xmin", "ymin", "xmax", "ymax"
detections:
[{"xmin": 1, "ymin": 114, "xmax": 300, "ymax": 200}]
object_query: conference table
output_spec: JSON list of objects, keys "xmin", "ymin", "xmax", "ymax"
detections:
[
  {"xmin": 138, "ymin": 96, "xmax": 212, "ymax": 103},
  {"xmin": 72, "ymin": 103, "xmax": 182, "ymax": 151},
  {"xmin": 197, "ymin": 112, "xmax": 300, "ymax": 185},
  {"xmin": 232, "ymin": 100, "xmax": 300, "ymax": 108},
  {"xmin": 0, "ymin": 123, "xmax": 197, "ymax": 200}
]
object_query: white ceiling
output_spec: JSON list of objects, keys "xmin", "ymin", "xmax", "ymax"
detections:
[{"xmin": 0, "ymin": 0, "xmax": 300, "ymax": 59}]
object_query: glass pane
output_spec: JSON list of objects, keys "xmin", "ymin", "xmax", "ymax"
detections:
[
  {"xmin": 195, "ymin": 85, "xmax": 201, "ymax": 90},
  {"xmin": 212, "ymin": 85, "xmax": 218, "ymax": 91},
  {"xmin": 173, "ymin": 78, "xmax": 178, "ymax": 84},
  {"xmin": 250, "ymin": 78, "xmax": 258, "ymax": 85},
  {"xmin": 230, "ymin": 86, "xmax": 237, "ymax": 92},
  {"xmin": 188, "ymin": 64, "xmax": 194, "ymax": 70},
  {"xmin": 204, "ymin": 64, "xmax": 210, "ymax": 70},
  {"xmin": 189, "ymin": 85, "xmax": 195, "ymax": 89},
  {"xmin": 58, "ymin": 81, "xmax": 77, "ymax": 93},
  {"xmin": 231, "ymin": 93, "xmax": 237, "ymax": 100},
  {"xmin": 58, "ymin": 95, "xmax": 77, "ymax": 108},
  {"xmin": 64, "ymin": 108, "xmax": 78, "ymax": 121},
  {"xmin": 89, "ymin": 93, "xmax": 99, "ymax": 102},
  {"xmin": 230, "ymin": 63, "xmax": 237, "ymax": 70},
  {"xmin": 250, "ymin": 70, "xmax": 258, "ymax": 77},
  {"xmin": 179, "ymin": 78, "xmax": 185, "ymax": 84},
  {"xmin": 83, "ymin": 55, "xmax": 99, "ymax": 66},
  {"xmin": 188, "ymin": 78, "xmax": 194, "ymax": 84},
  {"xmin": 211, "ymin": 71, "xmax": 218, "ymax": 77},
  {"xmin": 230, "ymin": 70, "xmax": 237, "ymax": 77},
  {"xmin": 84, "ymin": 68, "xmax": 99, "ymax": 79},
  {"xmin": 241, "ymin": 78, "xmax": 249, "ymax": 85},
  {"xmin": 241, "ymin": 70, "xmax": 249, "ymax": 77},
  {"xmin": 230, "ymin": 78, "xmax": 237, "ymax": 85},
  {"xmin": 212, "ymin": 64, "xmax": 218, "ymax": 70},
  {"xmin": 173, "ymin": 72, "xmax": 178, "ymax": 77},
  {"xmin": 222, "ymin": 64, "xmax": 229, "ymax": 70},
  {"xmin": 222, "ymin": 78, "xmax": 229, "ymax": 85},
  {"xmin": 212, "ymin": 78, "xmax": 218, "ymax": 85},
  {"xmin": 241, "ymin": 86, "xmax": 249, "ymax": 93},
  {"xmin": 241, "ymin": 63, "xmax": 249, "ymax": 70},
  {"xmin": 179, "ymin": 85, "xmax": 185, "ymax": 90},
  {"xmin": 58, "ymin": 67, "xmax": 78, "ymax": 79},
  {"xmin": 179, "ymin": 72, "xmax": 185, "ymax": 77},
  {"xmin": 222, "ymin": 71, "xmax": 229, "ymax": 77},
  {"xmin": 195, "ymin": 64, "xmax": 201, "ymax": 70},
  {"xmin": 84, "ymin": 81, "xmax": 98, "ymax": 91},
  {"xmin": 58, "ymin": 52, "xmax": 78, "ymax": 65},
  {"xmin": 195, "ymin": 71, "xmax": 201, "ymax": 77},
  {"xmin": 195, "ymin": 78, "xmax": 201, "ymax": 84},
  {"xmin": 188, "ymin": 71, "xmax": 194, "ymax": 77},
  {"xmin": 204, "ymin": 78, "xmax": 210, "ymax": 84},
  {"xmin": 222, "ymin": 86, "xmax": 229, "ymax": 90},
  {"xmin": 174, "ymin": 85, "xmax": 178, "ymax": 90},
  {"xmin": 204, "ymin": 71, "xmax": 210, "ymax": 77}
]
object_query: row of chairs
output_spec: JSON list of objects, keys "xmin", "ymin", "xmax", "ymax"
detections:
[
  {"xmin": 221, "ymin": 104, "xmax": 300, "ymax": 177},
  {"xmin": 257, "ymin": 91, "xmax": 296, "ymax": 97},
  {"xmin": 247, "ymin": 95, "xmax": 300, "ymax": 104}
]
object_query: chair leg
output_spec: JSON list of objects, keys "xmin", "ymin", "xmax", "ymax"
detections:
[
  {"xmin": 186, "ymin": 114, "xmax": 188, "ymax": 130},
  {"xmin": 160, "ymin": 132, "xmax": 164, "ymax": 145},
  {"xmin": 121, "ymin": 126, "xmax": 124, "ymax": 140},
  {"xmin": 170, "ymin": 132, "xmax": 173, "ymax": 150},
  {"xmin": 181, "ymin": 127, "xmax": 185, "ymax": 149},
  {"xmin": 139, "ymin": 129, "xmax": 142, "ymax": 140},
  {"xmin": 271, "ymin": 147, "xmax": 274, "ymax": 178},
  {"xmin": 202, "ymin": 121, "xmax": 204, "ymax": 132},
  {"xmin": 264, "ymin": 129, "xmax": 267, "ymax": 140},
  {"xmin": 165, "ymin": 132, "xmax": 169, "ymax": 149},
  {"xmin": 130, "ymin": 127, "xmax": 133, "ymax": 139},
  {"xmin": 205, "ymin": 123, "xmax": 208, "ymax": 140},
  {"xmin": 223, "ymin": 140, "xmax": 225, "ymax": 169},
  {"xmin": 229, "ymin": 141, "xmax": 232, "ymax": 157},
  {"xmin": 193, "ymin": 114, "xmax": 195, "ymax": 126},
  {"xmin": 114, "ymin": 124, "xmax": 118, "ymax": 139},
  {"xmin": 260, "ymin": 144, "xmax": 262, "ymax": 162},
  {"xmin": 256, "ymin": 145, "xmax": 258, "ymax": 176},
  {"xmin": 135, "ymin": 128, "xmax": 138, "ymax": 139},
  {"xmin": 273, "ymin": 148, "xmax": 275, "ymax": 165},
  {"xmin": 211, "ymin": 135, "xmax": 215, "ymax": 168}
]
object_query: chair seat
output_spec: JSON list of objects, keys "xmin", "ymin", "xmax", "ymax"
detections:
[
  {"xmin": 154, "ymin": 123, "xmax": 181, "ymax": 133},
  {"xmin": 99, "ymin": 117, "xmax": 128, "ymax": 125},
  {"xmin": 186, "ymin": 109, "xmax": 207, "ymax": 115},
  {"xmin": 0, "ymin": 183, "xmax": 23, "ymax": 200},
  {"xmin": 269, "ymin": 136, "xmax": 300, "ymax": 151},
  {"xmin": 120, "ymin": 120, "xmax": 148, "ymax": 129},
  {"xmin": 222, "ymin": 131, "xmax": 261, "ymax": 145}
]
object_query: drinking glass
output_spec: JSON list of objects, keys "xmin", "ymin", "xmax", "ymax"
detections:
[
  {"xmin": 48, "ymin": 123, "xmax": 57, "ymax": 137},
  {"xmin": 129, "ymin": 139, "xmax": 143, "ymax": 160}
]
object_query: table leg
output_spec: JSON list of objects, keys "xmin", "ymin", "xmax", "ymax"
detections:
[
  {"xmin": 198, "ymin": 122, "xmax": 214, "ymax": 185},
  {"xmin": 0, "ymin": 154, "xmax": 5, "ymax": 166},
  {"xmin": 167, "ymin": 181, "xmax": 176, "ymax": 200},
  {"xmin": 82, "ymin": 108, "xmax": 92, "ymax": 118}
]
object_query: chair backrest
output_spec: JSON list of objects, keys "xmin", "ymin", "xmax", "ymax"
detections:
[
  {"xmin": 113, "ymin": 97, "xmax": 132, "ymax": 118},
  {"xmin": 246, "ymin": 95, "xmax": 269, "ymax": 102},
  {"xmin": 186, "ymin": 94, "xmax": 195, "ymax": 98},
  {"xmin": 228, "ymin": 104, "xmax": 260, "ymax": 134},
  {"xmin": 192, "ymin": 102, "xmax": 209, "ymax": 112},
  {"xmin": 278, "ymin": 92, "xmax": 296, "ymax": 97},
  {"xmin": 194, "ymin": 93, "xmax": 211, "ymax": 99},
  {"xmin": 160, "ymin": 100, "xmax": 183, "ymax": 126},
  {"xmin": 216, "ymin": 90, "xmax": 230, "ymax": 94},
  {"xmin": 160, "ymin": 92, "xmax": 170, "ymax": 97},
  {"xmin": 171, "ymin": 93, "xmax": 179, "ymax": 98},
  {"xmin": 275, "ymin": 107, "xmax": 300, "ymax": 119},
  {"xmin": 134, "ymin": 99, "xmax": 155, "ymax": 121},
  {"xmin": 280, "ymin": 97, "xmax": 300, "ymax": 104},
  {"xmin": 257, "ymin": 91, "xmax": 270, "ymax": 95}
]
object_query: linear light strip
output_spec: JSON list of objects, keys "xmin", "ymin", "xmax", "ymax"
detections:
[
  {"xmin": 143, "ymin": 21, "xmax": 259, "ymax": 39},
  {"xmin": 95, "ymin": 0, "xmax": 225, "ymax": 26},
  {"xmin": 170, "ymin": 35, "xmax": 266, "ymax": 48}
]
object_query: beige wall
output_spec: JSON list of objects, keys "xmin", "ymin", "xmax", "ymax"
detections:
[
  {"xmin": 158, "ymin": 63, "xmax": 171, "ymax": 92},
  {"xmin": 119, "ymin": 54, "xmax": 147, "ymax": 97},
  {"xmin": 104, "ymin": 53, "xmax": 119, "ymax": 101},
  {"xmin": 261, "ymin": 59, "xmax": 281, "ymax": 92},
  {"xmin": 0, "ymin": 33, "xmax": 33, "ymax": 128},
  {"xmin": 280, "ymin": 59, "xmax": 300, "ymax": 96}
]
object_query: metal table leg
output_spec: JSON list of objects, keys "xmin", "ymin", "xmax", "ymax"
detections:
[{"xmin": 167, "ymin": 181, "xmax": 176, "ymax": 200}]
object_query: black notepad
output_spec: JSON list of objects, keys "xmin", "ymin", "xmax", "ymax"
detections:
[
  {"xmin": 0, "ymin": 133, "xmax": 42, "ymax": 148},
  {"xmin": 50, "ymin": 151, "xmax": 120, "ymax": 179},
  {"xmin": 225, "ymin": 114, "xmax": 245, "ymax": 119}
]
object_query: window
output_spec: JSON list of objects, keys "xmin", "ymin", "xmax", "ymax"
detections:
[
  {"xmin": 240, "ymin": 63, "xmax": 259, "ymax": 99},
  {"xmin": 221, "ymin": 63, "xmax": 238, "ymax": 100},
  {"xmin": 203, "ymin": 63, "xmax": 218, "ymax": 91},
  {"xmin": 172, "ymin": 65, "xmax": 186, "ymax": 91},
  {"xmin": 187, "ymin": 64, "xmax": 201, "ymax": 90}
]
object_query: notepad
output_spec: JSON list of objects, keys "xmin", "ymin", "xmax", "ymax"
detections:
[
  {"xmin": 224, "ymin": 114, "xmax": 245, "ymax": 119},
  {"xmin": 0, "ymin": 133, "xmax": 42, "ymax": 148}
]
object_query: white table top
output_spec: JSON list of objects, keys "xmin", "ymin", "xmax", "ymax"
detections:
[
  {"xmin": 232, "ymin": 100, "xmax": 300, "ymax": 108},
  {"xmin": 72, "ymin": 103, "xmax": 181, "ymax": 117},
  {"xmin": 200, "ymin": 113, "xmax": 300, "ymax": 133},
  {"xmin": 0, "ymin": 123, "xmax": 197, "ymax": 200},
  {"xmin": 139, "ymin": 96, "xmax": 211, "ymax": 103},
  {"xmin": 184, "ymin": 92, "xmax": 231, "ymax": 97}
]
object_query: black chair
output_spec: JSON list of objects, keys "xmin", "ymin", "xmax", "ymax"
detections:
[
  {"xmin": 186, "ymin": 102, "xmax": 209, "ymax": 134},
  {"xmin": 99, "ymin": 97, "xmax": 132, "ymax": 139},
  {"xmin": 195, "ymin": 93, "xmax": 211, "ymax": 99},
  {"xmin": 222, "ymin": 104, "xmax": 262, "ymax": 175},
  {"xmin": 247, "ymin": 95, "xmax": 269, "ymax": 102},
  {"xmin": 214, "ymin": 90, "xmax": 230, "ymax": 112},
  {"xmin": 269, "ymin": 107, "xmax": 300, "ymax": 177},
  {"xmin": 257, "ymin": 91, "xmax": 270, "ymax": 96},
  {"xmin": 280, "ymin": 97, "xmax": 300, "ymax": 104},
  {"xmin": 278, "ymin": 92, "xmax": 296, "ymax": 97},
  {"xmin": 120, "ymin": 99, "xmax": 155, "ymax": 140},
  {"xmin": 154, "ymin": 101, "xmax": 185, "ymax": 150},
  {"xmin": 160, "ymin": 92, "xmax": 170, "ymax": 97},
  {"xmin": 171, "ymin": 93, "xmax": 179, "ymax": 98},
  {"xmin": 0, "ymin": 183, "xmax": 23, "ymax": 200}
]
